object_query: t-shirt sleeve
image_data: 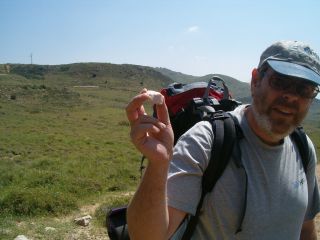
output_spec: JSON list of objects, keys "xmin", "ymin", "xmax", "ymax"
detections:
[
  {"xmin": 304, "ymin": 136, "xmax": 320, "ymax": 221},
  {"xmin": 167, "ymin": 121, "xmax": 213, "ymax": 215}
]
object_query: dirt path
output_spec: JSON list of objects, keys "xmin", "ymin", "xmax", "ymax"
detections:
[{"xmin": 63, "ymin": 203, "xmax": 109, "ymax": 240}]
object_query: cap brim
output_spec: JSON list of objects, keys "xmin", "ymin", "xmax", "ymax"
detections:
[{"xmin": 267, "ymin": 60, "xmax": 320, "ymax": 85}]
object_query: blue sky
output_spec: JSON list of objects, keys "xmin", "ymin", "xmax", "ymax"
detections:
[{"xmin": 1, "ymin": 0, "xmax": 320, "ymax": 83}]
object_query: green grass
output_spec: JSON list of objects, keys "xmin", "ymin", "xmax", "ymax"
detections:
[
  {"xmin": 0, "ymin": 191, "xmax": 134, "ymax": 240},
  {"xmin": 0, "ymin": 65, "xmax": 319, "ymax": 239},
  {"xmin": 0, "ymin": 73, "xmax": 143, "ymax": 220},
  {"xmin": 0, "ymin": 69, "xmax": 159, "ymax": 239},
  {"xmin": 0, "ymin": 74, "xmax": 143, "ymax": 237},
  {"xmin": 0, "ymin": 111, "xmax": 139, "ymax": 211}
]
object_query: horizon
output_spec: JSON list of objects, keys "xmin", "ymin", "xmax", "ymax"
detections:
[{"xmin": 1, "ymin": 0, "xmax": 320, "ymax": 84}]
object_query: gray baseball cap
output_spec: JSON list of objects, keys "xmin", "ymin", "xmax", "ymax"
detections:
[{"xmin": 258, "ymin": 40, "xmax": 320, "ymax": 85}]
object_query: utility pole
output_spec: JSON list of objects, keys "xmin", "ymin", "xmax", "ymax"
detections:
[{"xmin": 30, "ymin": 53, "xmax": 33, "ymax": 64}]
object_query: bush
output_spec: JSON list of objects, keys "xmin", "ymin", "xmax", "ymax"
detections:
[
  {"xmin": 10, "ymin": 64, "xmax": 47, "ymax": 79},
  {"xmin": 0, "ymin": 188, "xmax": 78, "ymax": 216}
]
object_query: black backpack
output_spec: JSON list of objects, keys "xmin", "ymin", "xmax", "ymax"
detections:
[
  {"xmin": 106, "ymin": 76, "xmax": 311, "ymax": 240},
  {"xmin": 180, "ymin": 112, "xmax": 310, "ymax": 239}
]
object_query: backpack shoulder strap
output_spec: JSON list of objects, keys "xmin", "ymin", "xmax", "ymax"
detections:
[
  {"xmin": 290, "ymin": 126, "xmax": 310, "ymax": 173},
  {"xmin": 181, "ymin": 111, "xmax": 239, "ymax": 240},
  {"xmin": 202, "ymin": 112, "xmax": 238, "ymax": 192}
]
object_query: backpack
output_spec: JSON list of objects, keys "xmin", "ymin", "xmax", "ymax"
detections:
[
  {"xmin": 180, "ymin": 115, "xmax": 310, "ymax": 239},
  {"xmin": 106, "ymin": 76, "xmax": 311, "ymax": 240},
  {"xmin": 159, "ymin": 76, "xmax": 241, "ymax": 144}
]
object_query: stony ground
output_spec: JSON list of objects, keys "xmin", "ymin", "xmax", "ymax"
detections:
[{"xmin": 62, "ymin": 203, "xmax": 109, "ymax": 240}]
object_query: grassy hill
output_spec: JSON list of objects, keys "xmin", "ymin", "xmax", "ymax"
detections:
[
  {"xmin": 0, "ymin": 62, "xmax": 319, "ymax": 239},
  {"xmin": 9, "ymin": 63, "xmax": 172, "ymax": 89},
  {"xmin": 0, "ymin": 64, "xmax": 10, "ymax": 74},
  {"xmin": 0, "ymin": 63, "xmax": 174, "ymax": 239}
]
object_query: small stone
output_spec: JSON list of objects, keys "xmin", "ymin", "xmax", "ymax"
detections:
[
  {"xmin": 74, "ymin": 215, "xmax": 92, "ymax": 227},
  {"xmin": 45, "ymin": 227, "xmax": 56, "ymax": 231},
  {"xmin": 14, "ymin": 235, "xmax": 29, "ymax": 240},
  {"xmin": 146, "ymin": 90, "xmax": 164, "ymax": 105}
]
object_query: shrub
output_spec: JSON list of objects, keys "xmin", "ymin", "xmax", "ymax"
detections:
[
  {"xmin": 0, "ymin": 188, "xmax": 78, "ymax": 216},
  {"xmin": 118, "ymin": 120, "xmax": 129, "ymax": 126}
]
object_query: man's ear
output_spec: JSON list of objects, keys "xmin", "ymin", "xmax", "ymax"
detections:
[
  {"xmin": 250, "ymin": 68, "xmax": 261, "ymax": 97},
  {"xmin": 251, "ymin": 68, "xmax": 260, "ymax": 87}
]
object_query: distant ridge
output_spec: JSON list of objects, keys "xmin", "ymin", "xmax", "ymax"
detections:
[
  {"xmin": 8, "ymin": 63, "xmax": 173, "ymax": 90},
  {"xmin": 4, "ymin": 62, "xmax": 319, "ymax": 121},
  {"xmin": 154, "ymin": 67, "xmax": 251, "ymax": 101}
]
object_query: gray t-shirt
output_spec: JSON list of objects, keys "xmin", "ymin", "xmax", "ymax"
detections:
[{"xmin": 168, "ymin": 105, "xmax": 320, "ymax": 240}]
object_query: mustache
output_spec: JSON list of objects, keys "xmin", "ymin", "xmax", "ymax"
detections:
[{"xmin": 272, "ymin": 97, "xmax": 299, "ymax": 111}]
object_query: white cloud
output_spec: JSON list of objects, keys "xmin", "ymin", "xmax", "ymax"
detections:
[{"xmin": 187, "ymin": 26, "xmax": 199, "ymax": 33}]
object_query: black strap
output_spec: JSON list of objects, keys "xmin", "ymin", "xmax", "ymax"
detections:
[
  {"xmin": 290, "ymin": 126, "xmax": 310, "ymax": 173},
  {"xmin": 181, "ymin": 112, "xmax": 237, "ymax": 240}
]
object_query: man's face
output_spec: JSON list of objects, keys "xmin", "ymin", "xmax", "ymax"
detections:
[{"xmin": 251, "ymin": 68, "xmax": 314, "ymax": 139}]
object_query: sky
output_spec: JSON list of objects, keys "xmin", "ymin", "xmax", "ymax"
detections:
[{"xmin": 1, "ymin": 0, "xmax": 320, "ymax": 83}]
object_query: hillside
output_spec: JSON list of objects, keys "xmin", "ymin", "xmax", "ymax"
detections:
[
  {"xmin": 0, "ymin": 62, "xmax": 319, "ymax": 239},
  {"xmin": 8, "ymin": 63, "xmax": 173, "ymax": 90},
  {"xmin": 4, "ymin": 63, "xmax": 320, "ymax": 121},
  {"xmin": 2, "ymin": 62, "xmax": 319, "ymax": 152}
]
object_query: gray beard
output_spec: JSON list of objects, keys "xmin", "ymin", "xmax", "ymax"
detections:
[{"xmin": 251, "ymin": 104, "xmax": 292, "ymax": 141}]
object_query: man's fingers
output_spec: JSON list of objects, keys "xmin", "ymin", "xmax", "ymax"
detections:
[
  {"xmin": 155, "ymin": 101, "xmax": 171, "ymax": 126},
  {"xmin": 133, "ymin": 115, "xmax": 166, "ymax": 131},
  {"xmin": 130, "ymin": 123, "xmax": 160, "ymax": 139},
  {"xmin": 126, "ymin": 89, "xmax": 170, "ymax": 129},
  {"xmin": 125, "ymin": 92, "xmax": 149, "ymax": 123}
]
